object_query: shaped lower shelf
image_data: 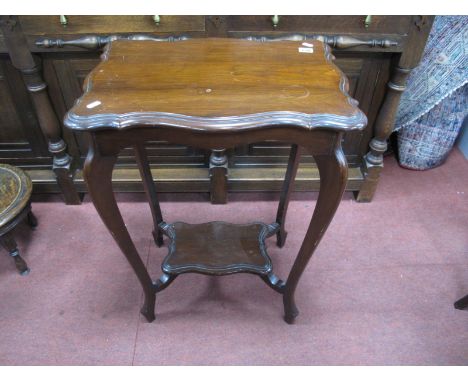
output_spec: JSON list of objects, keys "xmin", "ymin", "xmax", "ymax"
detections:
[{"xmin": 158, "ymin": 221, "xmax": 279, "ymax": 276}]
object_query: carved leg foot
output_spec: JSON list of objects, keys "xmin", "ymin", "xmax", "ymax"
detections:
[
  {"xmin": 283, "ymin": 292, "xmax": 299, "ymax": 324},
  {"xmin": 139, "ymin": 274, "xmax": 177, "ymax": 322},
  {"xmin": 1, "ymin": 232, "xmax": 30, "ymax": 276},
  {"xmin": 454, "ymin": 294, "xmax": 468, "ymax": 310},
  {"xmin": 11, "ymin": 249, "xmax": 30, "ymax": 276},
  {"xmin": 276, "ymin": 230, "xmax": 287, "ymax": 248},
  {"xmin": 152, "ymin": 229, "xmax": 164, "ymax": 247},
  {"xmin": 27, "ymin": 211, "xmax": 38, "ymax": 230},
  {"xmin": 140, "ymin": 292, "xmax": 156, "ymax": 322}
]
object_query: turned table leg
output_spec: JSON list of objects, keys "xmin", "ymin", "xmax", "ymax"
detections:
[
  {"xmin": 135, "ymin": 144, "xmax": 164, "ymax": 247},
  {"xmin": 84, "ymin": 139, "xmax": 157, "ymax": 322},
  {"xmin": 283, "ymin": 140, "xmax": 348, "ymax": 324},
  {"xmin": 356, "ymin": 16, "xmax": 434, "ymax": 202},
  {"xmin": 0, "ymin": 16, "xmax": 81, "ymax": 205},
  {"xmin": 1, "ymin": 232, "xmax": 30, "ymax": 276},
  {"xmin": 357, "ymin": 66, "xmax": 411, "ymax": 202},
  {"xmin": 276, "ymin": 144, "xmax": 302, "ymax": 248}
]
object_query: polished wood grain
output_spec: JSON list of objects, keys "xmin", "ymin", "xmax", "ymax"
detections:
[
  {"xmin": 84, "ymin": 126, "xmax": 350, "ymax": 323},
  {"xmin": 159, "ymin": 221, "xmax": 279, "ymax": 275},
  {"xmin": 65, "ymin": 38, "xmax": 366, "ymax": 131},
  {"xmin": 75, "ymin": 38, "xmax": 365, "ymax": 323},
  {"xmin": 1, "ymin": 16, "xmax": 433, "ymax": 204}
]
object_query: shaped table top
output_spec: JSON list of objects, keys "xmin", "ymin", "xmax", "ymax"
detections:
[{"xmin": 64, "ymin": 38, "xmax": 366, "ymax": 132}]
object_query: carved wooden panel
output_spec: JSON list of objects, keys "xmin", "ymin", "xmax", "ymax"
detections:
[{"xmin": 0, "ymin": 57, "xmax": 49, "ymax": 164}]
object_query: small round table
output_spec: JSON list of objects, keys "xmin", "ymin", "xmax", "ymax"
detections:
[{"xmin": 0, "ymin": 164, "xmax": 37, "ymax": 275}]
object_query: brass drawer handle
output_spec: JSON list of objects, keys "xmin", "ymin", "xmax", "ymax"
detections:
[
  {"xmin": 271, "ymin": 15, "xmax": 280, "ymax": 28},
  {"xmin": 59, "ymin": 15, "xmax": 68, "ymax": 26},
  {"xmin": 364, "ymin": 15, "xmax": 372, "ymax": 28},
  {"xmin": 152, "ymin": 15, "xmax": 160, "ymax": 25}
]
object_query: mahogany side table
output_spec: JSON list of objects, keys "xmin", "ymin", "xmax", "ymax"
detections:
[{"xmin": 64, "ymin": 38, "xmax": 367, "ymax": 324}]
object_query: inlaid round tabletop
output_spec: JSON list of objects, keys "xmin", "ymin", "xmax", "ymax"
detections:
[{"xmin": 0, "ymin": 164, "xmax": 32, "ymax": 228}]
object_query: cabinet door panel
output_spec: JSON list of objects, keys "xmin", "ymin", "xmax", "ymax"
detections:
[{"xmin": 0, "ymin": 57, "xmax": 49, "ymax": 164}]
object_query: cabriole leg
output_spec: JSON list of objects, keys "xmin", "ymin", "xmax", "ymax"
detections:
[
  {"xmin": 283, "ymin": 139, "xmax": 347, "ymax": 324},
  {"xmin": 84, "ymin": 137, "xmax": 156, "ymax": 322}
]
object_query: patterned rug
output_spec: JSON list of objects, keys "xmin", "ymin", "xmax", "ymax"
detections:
[{"xmin": 394, "ymin": 16, "xmax": 468, "ymax": 170}]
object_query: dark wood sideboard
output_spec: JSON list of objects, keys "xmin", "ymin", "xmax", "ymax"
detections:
[{"xmin": 0, "ymin": 16, "xmax": 434, "ymax": 204}]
